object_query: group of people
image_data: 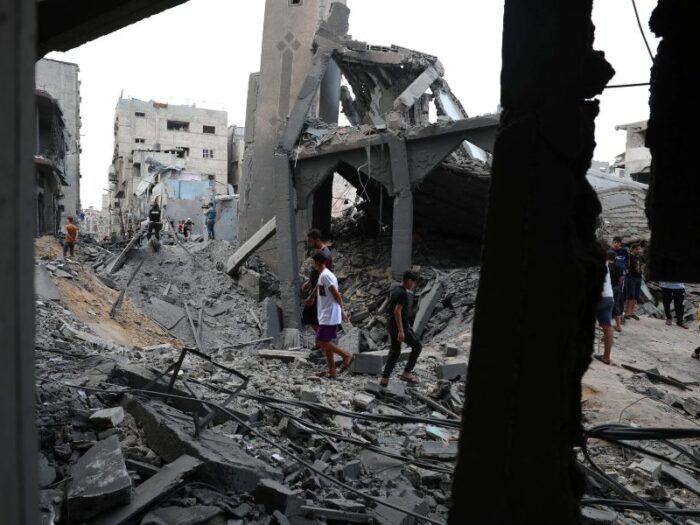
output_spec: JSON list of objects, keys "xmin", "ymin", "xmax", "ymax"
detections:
[
  {"xmin": 596, "ymin": 236, "xmax": 690, "ymax": 365},
  {"xmin": 301, "ymin": 230, "xmax": 423, "ymax": 386},
  {"xmin": 146, "ymin": 201, "xmax": 218, "ymax": 242}
]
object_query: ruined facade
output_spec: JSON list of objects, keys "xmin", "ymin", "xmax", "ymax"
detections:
[
  {"xmin": 35, "ymin": 90, "xmax": 68, "ymax": 236},
  {"xmin": 227, "ymin": 125, "xmax": 245, "ymax": 193},
  {"xmin": 35, "ymin": 58, "xmax": 81, "ymax": 223},
  {"xmin": 615, "ymin": 120, "xmax": 651, "ymax": 183},
  {"xmin": 108, "ymin": 97, "xmax": 228, "ymax": 232}
]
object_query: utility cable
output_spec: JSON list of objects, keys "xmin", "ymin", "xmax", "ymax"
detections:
[
  {"xmin": 604, "ymin": 82, "xmax": 650, "ymax": 89},
  {"xmin": 631, "ymin": 0, "xmax": 655, "ymax": 62},
  {"xmin": 64, "ymin": 383, "xmax": 446, "ymax": 525}
]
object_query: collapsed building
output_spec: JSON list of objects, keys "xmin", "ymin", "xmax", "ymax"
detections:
[
  {"xmin": 108, "ymin": 97, "xmax": 234, "ymax": 239},
  {"xmin": 235, "ymin": 0, "xmax": 498, "ymax": 328},
  {"xmin": 35, "ymin": 89, "xmax": 69, "ymax": 236}
]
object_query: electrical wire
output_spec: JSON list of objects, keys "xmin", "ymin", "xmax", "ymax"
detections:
[
  {"xmin": 604, "ymin": 82, "xmax": 650, "ymax": 89},
  {"xmin": 64, "ymin": 383, "xmax": 446, "ymax": 525},
  {"xmin": 631, "ymin": 0, "xmax": 655, "ymax": 62}
]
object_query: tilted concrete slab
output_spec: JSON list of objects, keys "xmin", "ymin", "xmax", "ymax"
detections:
[
  {"xmin": 226, "ymin": 217, "xmax": 276, "ymax": 277},
  {"xmin": 35, "ymin": 265, "xmax": 61, "ymax": 301},
  {"xmin": 123, "ymin": 396, "xmax": 281, "ymax": 492},
  {"xmin": 412, "ymin": 280, "xmax": 444, "ymax": 337}
]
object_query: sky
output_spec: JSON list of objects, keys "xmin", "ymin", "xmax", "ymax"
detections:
[{"xmin": 46, "ymin": 0, "xmax": 659, "ymax": 210}]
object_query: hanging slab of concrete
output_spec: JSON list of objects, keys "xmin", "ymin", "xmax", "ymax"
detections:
[
  {"xmin": 107, "ymin": 233, "xmax": 142, "ymax": 274},
  {"xmin": 226, "ymin": 217, "xmax": 276, "ymax": 277},
  {"xmin": 67, "ymin": 435, "xmax": 132, "ymax": 521},
  {"xmin": 263, "ymin": 298, "xmax": 283, "ymax": 339},
  {"xmin": 123, "ymin": 396, "xmax": 281, "ymax": 492},
  {"xmin": 90, "ymin": 455, "xmax": 202, "ymax": 525},
  {"xmin": 35, "ymin": 264, "xmax": 61, "ymax": 301},
  {"xmin": 412, "ymin": 280, "xmax": 444, "ymax": 338}
]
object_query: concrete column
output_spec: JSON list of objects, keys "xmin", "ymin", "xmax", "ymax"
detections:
[
  {"xmin": 0, "ymin": 0, "xmax": 40, "ymax": 522},
  {"xmin": 388, "ymin": 139, "xmax": 413, "ymax": 280},
  {"xmin": 273, "ymin": 154, "xmax": 301, "ymax": 329}
]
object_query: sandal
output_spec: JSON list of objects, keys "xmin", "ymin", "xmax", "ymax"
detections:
[
  {"xmin": 593, "ymin": 354, "xmax": 611, "ymax": 365},
  {"xmin": 379, "ymin": 377, "xmax": 389, "ymax": 388},
  {"xmin": 317, "ymin": 370, "xmax": 337, "ymax": 379}
]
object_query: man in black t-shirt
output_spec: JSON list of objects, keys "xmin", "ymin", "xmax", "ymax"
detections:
[
  {"xmin": 624, "ymin": 243, "xmax": 644, "ymax": 320},
  {"xmin": 380, "ymin": 270, "xmax": 421, "ymax": 387},
  {"xmin": 146, "ymin": 203, "xmax": 162, "ymax": 240}
]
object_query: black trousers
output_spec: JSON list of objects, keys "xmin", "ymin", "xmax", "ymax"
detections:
[
  {"xmin": 146, "ymin": 222, "xmax": 162, "ymax": 240},
  {"xmin": 382, "ymin": 327, "xmax": 422, "ymax": 378},
  {"xmin": 63, "ymin": 242, "xmax": 74, "ymax": 256},
  {"xmin": 662, "ymin": 288, "xmax": 685, "ymax": 323}
]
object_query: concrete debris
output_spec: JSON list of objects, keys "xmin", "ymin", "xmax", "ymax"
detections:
[
  {"xmin": 89, "ymin": 407, "xmax": 125, "ymax": 428},
  {"xmin": 226, "ymin": 217, "xmax": 276, "ymax": 277},
  {"xmin": 35, "ymin": 264, "xmax": 61, "ymax": 301},
  {"xmin": 254, "ymin": 478, "xmax": 303, "ymax": 517},
  {"xmin": 67, "ymin": 435, "xmax": 132, "ymax": 521},
  {"xmin": 141, "ymin": 505, "xmax": 224, "ymax": 525}
]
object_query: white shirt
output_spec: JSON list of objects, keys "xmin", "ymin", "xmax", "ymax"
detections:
[
  {"xmin": 317, "ymin": 268, "xmax": 342, "ymax": 325},
  {"xmin": 601, "ymin": 265, "xmax": 614, "ymax": 298}
]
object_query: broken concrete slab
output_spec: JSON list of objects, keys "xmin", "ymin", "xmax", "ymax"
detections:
[
  {"xmin": 147, "ymin": 297, "xmax": 186, "ymax": 331},
  {"xmin": 435, "ymin": 359, "xmax": 467, "ymax": 381},
  {"xmin": 581, "ymin": 506, "xmax": 618, "ymax": 525},
  {"xmin": 237, "ymin": 268, "xmax": 263, "ymax": 301},
  {"xmin": 35, "ymin": 264, "xmax": 61, "ymax": 301},
  {"xmin": 359, "ymin": 450, "xmax": 403, "ymax": 482},
  {"xmin": 258, "ymin": 349, "xmax": 308, "ymax": 363},
  {"xmin": 40, "ymin": 490, "xmax": 63, "ymax": 525},
  {"xmin": 337, "ymin": 326, "xmax": 363, "ymax": 354},
  {"xmin": 91, "ymin": 455, "xmax": 202, "ymax": 525},
  {"xmin": 140, "ymin": 505, "xmax": 224, "ymax": 525},
  {"xmin": 124, "ymin": 397, "xmax": 281, "ymax": 492},
  {"xmin": 352, "ymin": 392, "xmax": 376, "ymax": 411},
  {"xmin": 372, "ymin": 490, "xmax": 428, "ymax": 525},
  {"xmin": 89, "ymin": 407, "xmax": 125, "ymax": 428},
  {"xmin": 412, "ymin": 280, "xmax": 444, "ymax": 337},
  {"xmin": 226, "ymin": 217, "xmax": 276, "ymax": 276},
  {"xmin": 301, "ymin": 505, "xmax": 370, "ymax": 523},
  {"xmin": 661, "ymin": 464, "xmax": 700, "ymax": 496},
  {"xmin": 38, "ymin": 453, "xmax": 57, "ymax": 488},
  {"xmin": 107, "ymin": 233, "xmax": 142, "ymax": 274},
  {"xmin": 67, "ymin": 435, "xmax": 132, "ymax": 521},
  {"xmin": 254, "ymin": 478, "xmax": 303, "ymax": 517},
  {"xmin": 416, "ymin": 441, "xmax": 458, "ymax": 460},
  {"xmin": 264, "ymin": 298, "xmax": 283, "ymax": 339}
]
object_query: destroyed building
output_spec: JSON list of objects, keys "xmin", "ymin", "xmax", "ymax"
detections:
[
  {"xmin": 35, "ymin": 58, "xmax": 82, "ymax": 224},
  {"xmin": 108, "ymin": 97, "xmax": 230, "ymax": 235},
  {"xmin": 35, "ymin": 89, "xmax": 68, "ymax": 236},
  {"xmin": 227, "ymin": 125, "xmax": 245, "ymax": 194},
  {"xmin": 615, "ymin": 120, "xmax": 652, "ymax": 184}
]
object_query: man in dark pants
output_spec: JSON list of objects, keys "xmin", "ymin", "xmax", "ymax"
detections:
[
  {"xmin": 146, "ymin": 203, "xmax": 162, "ymax": 240},
  {"xmin": 205, "ymin": 203, "xmax": 217, "ymax": 240},
  {"xmin": 660, "ymin": 282, "xmax": 688, "ymax": 328},
  {"xmin": 624, "ymin": 243, "xmax": 644, "ymax": 321},
  {"xmin": 380, "ymin": 270, "xmax": 421, "ymax": 387}
]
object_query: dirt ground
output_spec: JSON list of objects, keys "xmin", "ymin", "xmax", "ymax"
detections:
[
  {"xmin": 35, "ymin": 236, "xmax": 179, "ymax": 349},
  {"xmin": 583, "ymin": 315, "xmax": 700, "ymax": 429}
]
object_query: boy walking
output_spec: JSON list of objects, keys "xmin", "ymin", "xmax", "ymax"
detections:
[
  {"xmin": 380, "ymin": 270, "xmax": 422, "ymax": 387},
  {"xmin": 312, "ymin": 251, "xmax": 352, "ymax": 378}
]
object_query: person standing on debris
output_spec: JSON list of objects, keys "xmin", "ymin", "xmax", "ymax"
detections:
[
  {"xmin": 624, "ymin": 243, "xmax": 644, "ymax": 321},
  {"xmin": 302, "ymin": 229, "xmax": 333, "ymax": 331},
  {"xmin": 205, "ymin": 203, "xmax": 217, "ymax": 240},
  {"xmin": 611, "ymin": 237, "xmax": 628, "ymax": 323},
  {"xmin": 63, "ymin": 216, "xmax": 79, "ymax": 257},
  {"xmin": 595, "ymin": 261, "xmax": 616, "ymax": 365},
  {"xmin": 606, "ymin": 251, "xmax": 623, "ymax": 332},
  {"xmin": 183, "ymin": 218, "xmax": 194, "ymax": 240},
  {"xmin": 146, "ymin": 203, "xmax": 162, "ymax": 241},
  {"xmin": 312, "ymin": 250, "xmax": 352, "ymax": 378},
  {"xmin": 380, "ymin": 270, "xmax": 422, "ymax": 386},
  {"xmin": 660, "ymin": 282, "xmax": 688, "ymax": 329}
]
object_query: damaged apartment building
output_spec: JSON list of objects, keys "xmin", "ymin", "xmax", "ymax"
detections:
[
  {"xmin": 235, "ymin": 0, "xmax": 498, "ymax": 326},
  {"xmin": 108, "ymin": 97, "xmax": 237, "ymax": 240},
  {"xmin": 35, "ymin": 58, "xmax": 81, "ymax": 231}
]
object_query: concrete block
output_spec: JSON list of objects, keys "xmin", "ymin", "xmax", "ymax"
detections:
[
  {"xmin": 237, "ymin": 269, "xmax": 262, "ymax": 301},
  {"xmin": 352, "ymin": 393, "xmax": 376, "ymax": 411},
  {"xmin": 299, "ymin": 388, "xmax": 320, "ymax": 403},
  {"xmin": 412, "ymin": 280, "xmax": 444, "ymax": 337},
  {"xmin": 341, "ymin": 460, "xmax": 362, "ymax": 480},
  {"xmin": 67, "ymin": 435, "xmax": 132, "ymax": 521},
  {"xmin": 89, "ymin": 407, "xmax": 125, "ymax": 428},
  {"xmin": 436, "ymin": 360, "xmax": 467, "ymax": 381},
  {"xmin": 91, "ymin": 455, "xmax": 203, "ymax": 525},
  {"xmin": 254, "ymin": 478, "xmax": 303, "ymax": 517},
  {"xmin": 226, "ymin": 217, "xmax": 276, "ymax": 276},
  {"xmin": 35, "ymin": 265, "xmax": 61, "ymax": 301},
  {"xmin": 123, "ymin": 397, "xmax": 281, "ymax": 492},
  {"xmin": 264, "ymin": 298, "xmax": 283, "ymax": 339},
  {"xmin": 416, "ymin": 441, "xmax": 458, "ymax": 460},
  {"xmin": 141, "ymin": 505, "xmax": 224, "ymax": 525},
  {"xmin": 351, "ymin": 349, "xmax": 410, "ymax": 375}
]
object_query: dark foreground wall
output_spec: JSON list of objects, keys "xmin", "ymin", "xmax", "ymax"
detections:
[
  {"xmin": 449, "ymin": 1, "xmax": 613, "ymax": 523},
  {"xmin": 646, "ymin": 0, "xmax": 700, "ymax": 283}
]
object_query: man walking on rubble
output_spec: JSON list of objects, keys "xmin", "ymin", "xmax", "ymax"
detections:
[
  {"xmin": 302, "ymin": 229, "xmax": 333, "ymax": 332},
  {"xmin": 312, "ymin": 251, "xmax": 352, "ymax": 379},
  {"xmin": 146, "ymin": 202, "xmax": 162, "ymax": 241},
  {"xmin": 63, "ymin": 216, "xmax": 79, "ymax": 257},
  {"xmin": 624, "ymin": 243, "xmax": 644, "ymax": 321},
  {"xmin": 380, "ymin": 270, "xmax": 422, "ymax": 387}
]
